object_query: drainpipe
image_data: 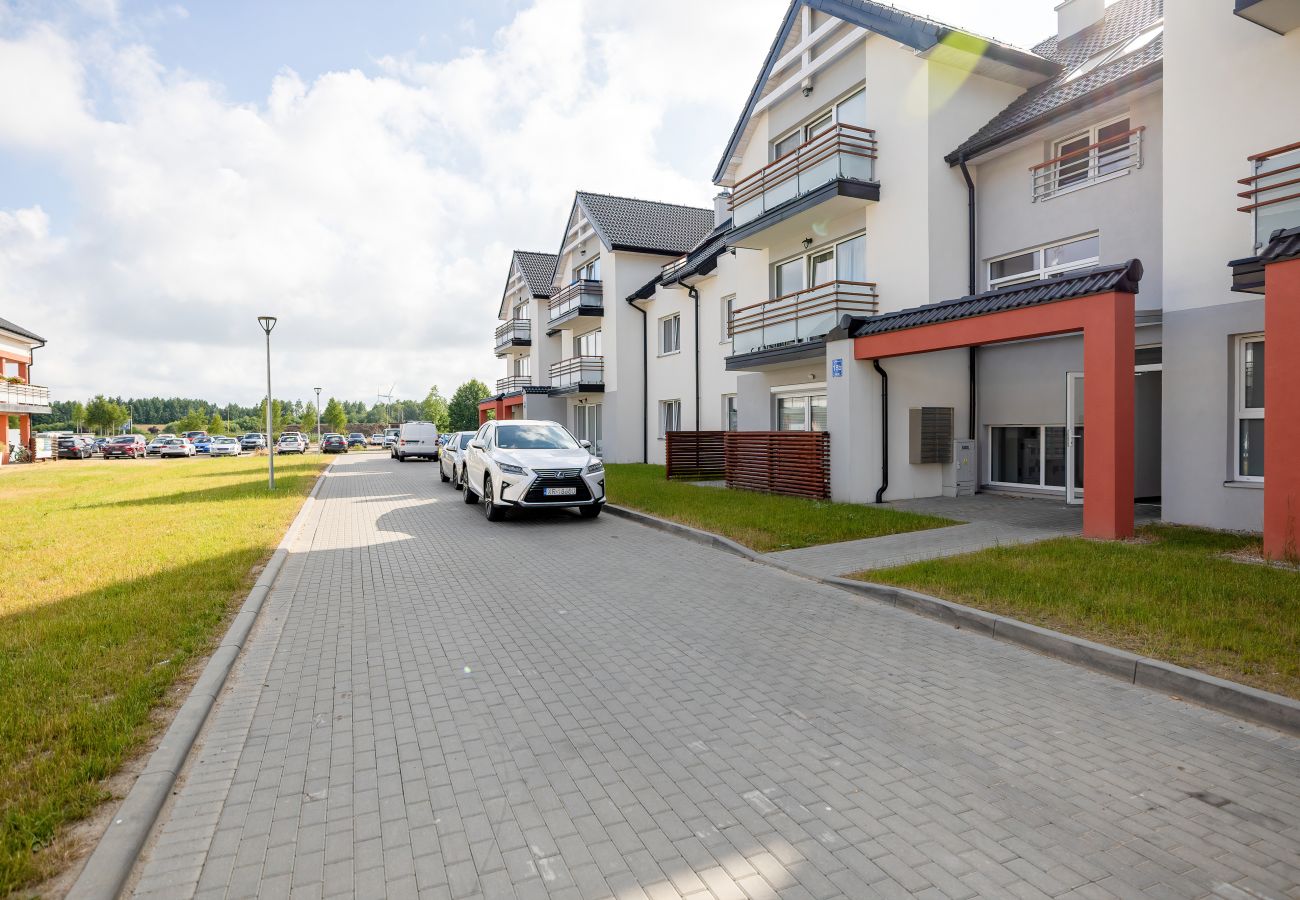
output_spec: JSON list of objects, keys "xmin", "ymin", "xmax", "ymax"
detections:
[
  {"xmin": 959, "ymin": 155, "xmax": 978, "ymax": 446},
  {"xmin": 873, "ymin": 359, "xmax": 888, "ymax": 504},
  {"xmin": 687, "ymin": 284, "xmax": 701, "ymax": 431},
  {"xmin": 968, "ymin": 346, "xmax": 978, "ymax": 441},
  {"xmin": 627, "ymin": 295, "xmax": 649, "ymax": 463}
]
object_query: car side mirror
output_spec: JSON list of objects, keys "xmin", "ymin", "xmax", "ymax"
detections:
[
  {"xmin": 469, "ymin": 440, "xmax": 485, "ymax": 450},
  {"xmin": 579, "ymin": 440, "xmax": 592, "ymax": 449}
]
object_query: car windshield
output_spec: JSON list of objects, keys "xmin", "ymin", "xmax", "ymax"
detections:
[
  {"xmin": 110, "ymin": 436, "xmax": 134, "ymax": 443},
  {"xmin": 493, "ymin": 423, "xmax": 579, "ymax": 450}
]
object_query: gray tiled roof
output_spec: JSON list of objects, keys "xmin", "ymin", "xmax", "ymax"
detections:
[
  {"xmin": 513, "ymin": 251, "xmax": 557, "ymax": 298},
  {"xmin": 576, "ymin": 192, "xmax": 715, "ymax": 257},
  {"xmin": 832, "ymin": 260, "xmax": 1144, "ymax": 340},
  {"xmin": 948, "ymin": 0, "xmax": 1163, "ymax": 163},
  {"xmin": 0, "ymin": 316, "xmax": 46, "ymax": 344},
  {"xmin": 627, "ymin": 219, "xmax": 734, "ymax": 301},
  {"xmin": 1260, "ymin": 226, "xmax": 1300, "ymax": 264}
]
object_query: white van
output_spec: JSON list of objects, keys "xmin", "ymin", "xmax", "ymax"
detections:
[{"xmin": 393, "ymin": 421, "xmax": 439, "ymax": 461}]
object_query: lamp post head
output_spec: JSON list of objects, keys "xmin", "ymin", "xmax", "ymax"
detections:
[{"xmin": 257, "ymin": 316, "xmax": 278, "ymax": 335}]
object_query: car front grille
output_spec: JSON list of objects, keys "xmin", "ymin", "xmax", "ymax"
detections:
[
  {"xmin": 531, "ymin": 467, "xmax": 583, "ymax": 479},
  {"xmin": 523, "ymin": 476, "xmax": 592, "ymax": 503}
]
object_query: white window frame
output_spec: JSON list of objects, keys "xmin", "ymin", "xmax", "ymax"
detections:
[
  {"xmin": 659, "ymin": 314, "xmax": 681, "ymax": 356},
  {"xmin": 985, "ymin": 424, "xmax": 1070, "ymax": 492},
  {"xmin": 771, "ymin": 385, "xmax": 828, "ymax": 432},
  {"xmin": 771, "ymin": 231, "xmax": 868, "ymax": 296},
  {"xmin": 769, "ymin": 86, "xmax": 866, "ymax": 160},
  {"xmin": 987, "ymin": 233, "xmax": 1100, "ymax": 290},
  {"xmin": 1038, "ymin": 114, "xmax": 1138, "ymax": 201},
  {"xmin": 575, "ymin": 328, "xmax": 602, "ymax": 357},
  {"xmin": 1235, "ymin": 334, "xmax": 1265, "ymax": 483},
  {"xmin": 575, "ymin": 257, "xmax": 600, "ymax": 282},
  {"xmin": 513, "ymin": 300, "xmax": 529, "ymax": 321},
  {"xmin": 659, "ymin": 399, "xmax": 681, "ymax": 439},
  {"xmin": 720, "ymin": 294, "xmax": 735, "ymax": 344},
  {"xmin": 722, "ymin": 394, "xmax": 738, "ymax": 432}
]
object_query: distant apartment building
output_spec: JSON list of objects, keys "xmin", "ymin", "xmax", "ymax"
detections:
[
  {"xmin": 0, "ymin": 316, "xmax": 51, "ymax": 464},
  {"xmin": 485, "ymin": 0, "xmax": 1300, "ymax": 551}
]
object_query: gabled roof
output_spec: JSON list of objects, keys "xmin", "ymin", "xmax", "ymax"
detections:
[
  {"xmin": 948, "ymin": 0, "xmax": 1163, "ymax": 164},
  {"xmin": 0, "ymin": 316, "xmax": 46, "ymax": 344},
  {"xmin": 713, "ymin": 0, "xmax": 1058, "ymax": 185},
  {"xmin": 574, "ymin": 192, "xmax": 714, "ymax": 257},
  {"xmin": 628, "ymin": 219, "xmax": 735, "ymax": 302},
  {"xmin": 498, "ymin": 250, "xmax": 557, "ymax": 319},
  {"xmin": 830, "ymin": 260, "xmax": 1143, "ymax": 341}
]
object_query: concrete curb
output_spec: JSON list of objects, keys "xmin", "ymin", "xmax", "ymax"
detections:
[
  {"xmin": 605, "ymin": 503, "xmax": 1300, "ymax": 737},
  {"xmin": 68, "ymin": 461, "xmax": 334, "ymax": 900}
]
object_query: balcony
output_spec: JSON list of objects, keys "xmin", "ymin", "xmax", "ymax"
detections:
[
  {"xmin": 1031, "ymin": 126, "xmax": 1144, "ymax": 202},
  {"xmin": 548, "ymin": 356, "xmax": 604, "ymax": 395},
  {"xmin": 0, "ymin": 381, "xmax": 51, "ymax": 415},
  {"xmin": 1238, "ymin": 140, "xmax": 1300, "ymax": 251},
  {"xmin": 727, "ymin": 280, "xmax": 878, "ymax": 369},
  {"xmin": 546, "ymin": 280, "xmax": 603, "ymax": 333},
  {"xmin": 494, "ymin": 319, "xmax": 532, "ymax": 355},
  {"xmin": 495, "ymin": 375, "xmax": 532, "ymax": 394},
  {"xmin": 729, "ymin": 123, "xmax": 878, "ymax": 234}
]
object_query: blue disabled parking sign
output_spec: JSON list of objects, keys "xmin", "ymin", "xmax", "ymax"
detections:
[{"xmin": 831, "ymin": 358, "xmax": 843, "ymax": 378}]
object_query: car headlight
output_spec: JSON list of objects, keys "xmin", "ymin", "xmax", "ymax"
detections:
[
  {"xmin": 585, "ymin": 461, "xmax": 603, "ymax": 474},
  {"xmin": 498, "ymin": 463, "xmax": 526, "ymax": 476}
]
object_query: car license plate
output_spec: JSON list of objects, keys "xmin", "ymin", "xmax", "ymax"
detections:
[{"xmin": 543, "ymin": 487, "xmax": 577, "ymax": 497}]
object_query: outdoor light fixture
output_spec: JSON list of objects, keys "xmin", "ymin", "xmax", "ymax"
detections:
[
  {"xmin": 802, "ymin": 238, "xmax": 814, "ymax": 249},
  {"xmin": 314, "ymin": 386, "xmax": 322, "ymax": 447},
  {"xmin": 258, "ymin": 316, "xmax": 278, "ymax": 489}
]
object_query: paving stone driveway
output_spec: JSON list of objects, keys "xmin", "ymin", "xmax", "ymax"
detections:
[{"xmin": 130, "ymin": 454, "xmax": 1300, "ymax": 899}]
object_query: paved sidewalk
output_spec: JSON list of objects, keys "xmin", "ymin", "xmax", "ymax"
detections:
[
  {"xmin": 768, "ymin": 494, "xmax": 1160, "ymax": 575},
  {"xmin": 130, "ymin": 454, "xmax": 1300, "ymax": 899}
]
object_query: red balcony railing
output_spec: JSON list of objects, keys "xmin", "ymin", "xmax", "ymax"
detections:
[
  {"xmin": 547, "ymin": 280, "xmax": 603, "ymax": 323},
  {"xmin": 729, "ymin": 280, "xmax": 878, "ymax": 356},
  {"xmin": 729, "ymin": 123, "xmax": 877, "ymax": 226},
  {"xmin": 1030, "ymin": 126, "xmax": 1144, "ymax": 201},
  {"xmin": 1238, "ymin": 140, "xmax": 1300, "ymax": 250}
]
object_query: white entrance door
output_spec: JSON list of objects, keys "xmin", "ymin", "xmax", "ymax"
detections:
[{"xmin": 1066, "ymin": 372, "xmax": 1084, "ymax": 505}]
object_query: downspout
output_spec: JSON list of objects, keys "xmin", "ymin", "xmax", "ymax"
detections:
[
  {"xmin": 959, "ymin": 154, "xmax": 978, "ymax": 442},
  {"xmin": 687, "ymin": 284, "xmax": 701, "ymax": 431},
  {"xmin": 872, "ymin": 359, "xmax": 888, "ymax": 504},
  {"xmin": 626, "ymin": 295, "xmax": 649, "ymax": 463}
]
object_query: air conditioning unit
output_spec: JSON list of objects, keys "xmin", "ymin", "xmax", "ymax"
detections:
[{"xmin": 909, "ymin": 407, "xmax": 954, "ymax": 464}]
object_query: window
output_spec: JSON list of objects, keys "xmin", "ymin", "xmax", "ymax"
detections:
[
  {"xmin": 575, "ymin": 258, "xmax": 600, "ymax": 282},
  {"xmin": 573, "ymin": 404, "xmax": 602, "ymax": 455},
  {"xmin": 770, "ymin": 87, "xmax": 866, "ymax": 159},
  {"xmin": 576, "ymin": 329, "xmax": 601, "ymax": 357},
  {"xmin": 512, "ymin": 356, "xmax": 530, "ymax": 377},
  {"xmin": 659, "ymin": 400, "xmax": 682, "ymax": 438},
  {"xmin": 774, "ymin": 257, "xmax": 805, "ymax": 297},
  {"xmin": 988, "ymin": 234, "xmax": 1099, "ymax": 289},
  {"xmin": 513, "ymin": 301, "xmax": 529, "ymax": 321},
  {"xmin": 835, "ymin": 234, "xmax": 867, "ymax": 282},
  {"xmin": 660, "ymin": 314, "xmax": 681, "ymax": 355},
  {"xmin": 1063, "ymin": 23, "xmax": 1163, "ymax": 83},
  {"xmin": 723, "ymin": 395, "xmax": 738, "ymax": 432},
  {"xmin": 1041, "ymin": 117, "xmax": 1136, "ymax": 199},
  {"xmin": 810, "ymin": 249, "xmax": 835, "ymax": 286},
  {"xmin": 773, "ymin": 232, "xmax": 868, "ymax": 295},
  {"xmin": 775, "ymin": 393, "xmax": 827, "ymax": 432},
  {"xmin": 1236, "ymin": 335, "xmax": 1265, "ymax": 481},
  {"xmin": 989, "ymin": 425, "xmax": 1068, "ymax": 489},
  {"xmin": 721, "ymin": 294, "xmax": 735, "ymax": 343},
  {"xmin": 772, "ymin": 130, "xmax": 801, "ymax": 161}
]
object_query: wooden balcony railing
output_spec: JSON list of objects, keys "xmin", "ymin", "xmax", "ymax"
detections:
[
  {"xmin": 547, "ymin": 280, "xmax": 603, "ymax": 323},
  {"xmin": 729, "ymin": 123, "xmax": 877, "ymax": 226},
  {"xmin": 729, "ymin": 280, "xmax": 878, "ymax": 356},
  {"xmin": 548, "ymin": 355, "xmax": 604, "ymax": 390},
  {"xmin": 495, "ymin": 375, "xmax": 532, "ymax": 394},
  {"xmin": 1030, "ymin": 126, "xmax": 1144, "ymax": 201},
  {"xmin": 494, "ymin": 319, "xmax": 531, "ymax": 352},
  {"xmin": 0, "ymin": 382, "xmax": 50, "ymax": 410},
  {"xmin": 1238, "ymin": 140, "xmax": 1300, "ymax": 250}
]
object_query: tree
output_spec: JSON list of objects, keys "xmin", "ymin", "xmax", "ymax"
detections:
[
  {"xmin": 302, "ymin": 401, "xmax": 319, "ymax": 435},
  {"xmin": 448, "ymin": 380, "xmax": 490, "ymax": 431},
  {"xmin": 421, "ymin": 386, "xmax": 451, "ymax": 431},
  {"xmin": 84, "ymin": 395, "xmax": 129, "ymax": 434},
  {"xmin": 176, "ymin": 407, "xmax": 208, "ymax": 434},
  {"xmin": 323, "ymin": 398, "xmax": 348, "ymax": 435},
  {"xmin": 68, "ymin": 401, "xmax": 86, "ymax": 432},
  {"xmin": 207, "ymin": 412, "xmax": 226, "ymax": 435}
]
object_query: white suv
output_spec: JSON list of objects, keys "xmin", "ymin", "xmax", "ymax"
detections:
[
  {"xmin": 462, "ymin": 420, "xmax": 605, "ymax": 521},
  {"xmin": 276, "ymin": 433, "xmax": 306, "ymax": 454}
]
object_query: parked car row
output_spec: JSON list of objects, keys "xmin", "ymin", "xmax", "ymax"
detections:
[{"xmin": 436, "ymin": 419, "xmax": 605, "ymax": 522}]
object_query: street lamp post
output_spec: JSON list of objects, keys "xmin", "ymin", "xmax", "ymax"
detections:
[
  {"xmin": 314, "ymin": 386, "xmax": 322, "ymax": 450},
  {"xmin": 258, "ymin": 316, "xmax": 277, "ymax": 489}
]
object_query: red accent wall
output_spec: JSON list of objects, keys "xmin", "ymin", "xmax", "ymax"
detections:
[{"xmin": 1264, "ymin": 257, "xmax": 1300, "ymax": 559}]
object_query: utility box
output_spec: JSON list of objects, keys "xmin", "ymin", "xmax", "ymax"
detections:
[{"xmin": 944, "ymin": 438, "xmax": 976, "ymax": 497}]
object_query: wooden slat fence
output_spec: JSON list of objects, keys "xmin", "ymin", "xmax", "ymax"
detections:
[
  {"xmin": 665, "ymin": 431, "xmax": 726, "ymax": 480},
  {"xmin": 723, "ymin": 431, "xmax": 831, "ymax": 499}
]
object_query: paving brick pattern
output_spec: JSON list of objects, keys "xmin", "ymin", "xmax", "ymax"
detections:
[{"xmin": 132, "ymin": 454, "xmax": 1300, "ymax": 899}]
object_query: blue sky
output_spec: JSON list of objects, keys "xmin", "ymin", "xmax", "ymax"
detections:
[{"xmin": 0, "ymin": 0, "xmax": 1059, "ymax": 406}]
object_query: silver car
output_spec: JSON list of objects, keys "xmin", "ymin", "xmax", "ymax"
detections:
[{"xmin": 438, "ymin": 431, "xmax": 476, "ymax": 490}]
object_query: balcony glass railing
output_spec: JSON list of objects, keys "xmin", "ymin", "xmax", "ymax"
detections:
[
  {"xmin": 0, "ymin": 382, "xmax": 50, "ymax": 408},
  {"xmin": 1031, "ymin": 126, "xmax": 1144, "ymax": 201},
  {"xmin": 547, "ymin": 280, "xmax": 603, "ymax": 323},
  {"xmin": 729, "ymin": 280, "xmax": 878, "ymax": 356},
  {"xmin": 730, "ymin": 123, "xmax": 877, "ymax": 226},
  {"xmin": 494, "ymin": 319, "xmax": 531, "ymax": 352},
  {"xmin": 549, "ymin": 356, "xmax": 604, "ymax": 390},
  {"xmin": 495, "ymin": 375, "xmax": 532, "ymax": 393},
  {"xmin": 1238, "ymin": 141, "xmax": 1300, "ymax": 251}
]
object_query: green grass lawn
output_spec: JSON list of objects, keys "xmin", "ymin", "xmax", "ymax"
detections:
[
  {"xmin": 0, "ymin": 454, "xmax": 327, "ymax": 894},
  {"xmin": 860, "ymin": 524, "xmax": 1300, "ymax": 699},
  {"xmin": 603, "ymin": 464, "xmax": 954, "ymax": 553}
]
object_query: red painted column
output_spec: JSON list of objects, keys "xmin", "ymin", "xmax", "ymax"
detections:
[
  {"xmin": 1264, "ymin": 257, "xmax": 1300, "ymax": 559},
  {"xmin": 1081, "ymin": 291, "xmax": 1135, "ymax": 540}
]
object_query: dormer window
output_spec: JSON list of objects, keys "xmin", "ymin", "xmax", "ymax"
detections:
[
  {"xmin": 1032, "ymin": 116, "xmax": 1143, "ymax": 200},
  {"xmin": 1062, "ymin": 22, "xmax": 1163, "ymax": 83}
]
